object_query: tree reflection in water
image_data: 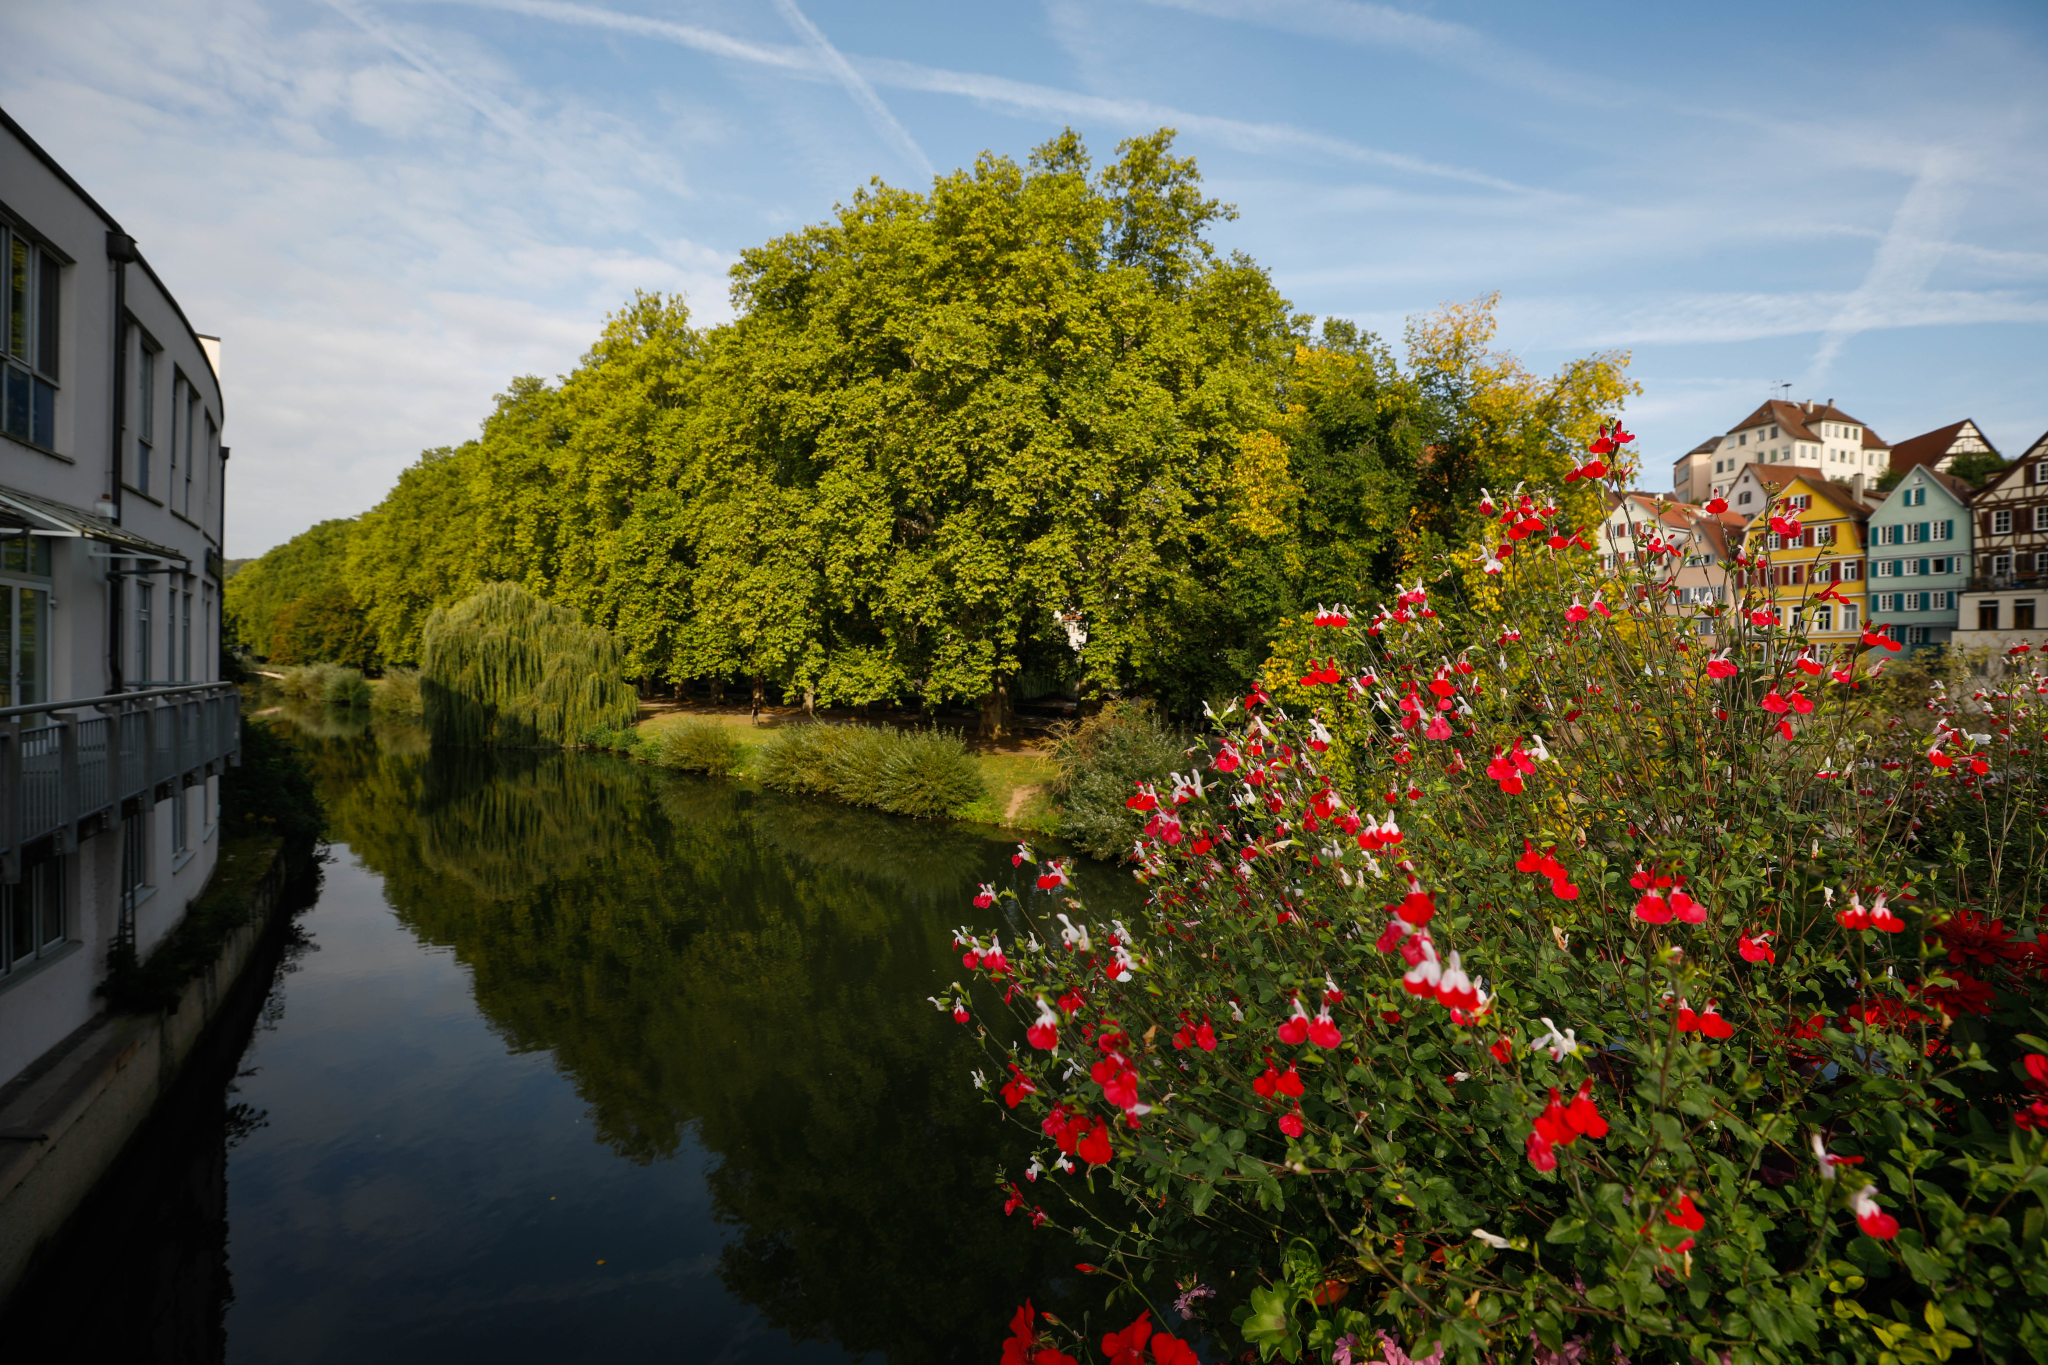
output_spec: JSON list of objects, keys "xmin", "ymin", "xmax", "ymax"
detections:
[{"xmin": 304, "ymin": 733, "xmax": 1139, "ymax": 1361}]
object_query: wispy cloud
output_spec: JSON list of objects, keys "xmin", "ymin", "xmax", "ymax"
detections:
[
  {"xmin": 1124, "ymin": 0, "xmax": 1594, "ymax": 102},
  {"xmin": 1803, "ymin": 159, "xmax": 1966, "ymax": 387},
  {"xmin": 769, "ymin": 0, "xmax": 932, "ymax": 180}
]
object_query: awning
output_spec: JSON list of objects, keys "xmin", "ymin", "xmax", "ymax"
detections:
[{"xmin": 0, "ymin": 483, "xmax": 187, "ymax": 562}]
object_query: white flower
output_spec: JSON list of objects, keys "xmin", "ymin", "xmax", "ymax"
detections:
[
  {"xmin": 1471, "ymin": 1228, "xmax": 1512, "ymax": 1249},
  {"xmin": 1533, "ymin": 1017, "xmax": 1580, "ymax": 1060}
]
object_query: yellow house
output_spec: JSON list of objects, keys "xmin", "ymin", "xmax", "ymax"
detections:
[{"xmin": 1738, "ymin": 469, "xmax": 1874, "ymax": 641}]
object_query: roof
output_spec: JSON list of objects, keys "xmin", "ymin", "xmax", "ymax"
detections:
[
  {"xmin": 1686, "ymin": 436, "xmax": 1722, "ymax": 456},
  {"xmin": 0, "ymin": 483, "xmax": 187, "ymax": 561},
  {"xmin": 1727, "ymin": 399, "xmax": 1889, "ymax": 450},
  {"xmin": 1606, "ymin": 494, "xmax": 1741, "ymax": 560},
  {"xmin": 1970, "ymin": 427, "xmax": 2048, "ymax": 499},
  {"xmin": 1887, "ymin": 420, "xmax": 1996, "ymax": 476}
]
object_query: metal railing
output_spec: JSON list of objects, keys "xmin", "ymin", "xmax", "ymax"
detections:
[{"xmin": 0, "ymin": 682, "xmax": 240, "ymax": 880}]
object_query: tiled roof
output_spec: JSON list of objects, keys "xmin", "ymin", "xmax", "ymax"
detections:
[
  {"xmin": 1886, "ymin": 420, "xmax": 1987, "ymax": 475},
  {"xmin": 1727, "ymin": 399, "xmax": 1889, "ymax": 450}
]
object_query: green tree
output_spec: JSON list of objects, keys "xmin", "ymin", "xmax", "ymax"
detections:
[
  {"xmin": 268, "ymin": 583, "xmax": 380, "ymax": 671},
  {"xmin": 224, "ymin": 518, "xmax": 360, "ymax": 657}
]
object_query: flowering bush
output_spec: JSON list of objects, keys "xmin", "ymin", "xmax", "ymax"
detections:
[{"xmin": 948, "ymin": 455, "xmax": 2048, "ymax": 1363}]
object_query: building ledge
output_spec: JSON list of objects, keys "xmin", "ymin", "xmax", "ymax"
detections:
[{"xmin": 0, "ymin": 942, "xmax": 82, "ymax": 1001}]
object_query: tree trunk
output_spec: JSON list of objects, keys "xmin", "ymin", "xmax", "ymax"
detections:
[{"xmin": 978, "ymin": 677, "xmax": 1012, "ymax": 742}]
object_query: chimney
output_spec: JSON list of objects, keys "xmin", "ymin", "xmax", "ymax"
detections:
[{"xmin": 1850, "ymin": 473, "xmax": 1866, "ymax": 498}]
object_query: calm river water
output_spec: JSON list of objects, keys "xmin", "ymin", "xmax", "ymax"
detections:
[{"xmin": 3, "ymin": 719, "xmax": 1140, "ymax": 1363}]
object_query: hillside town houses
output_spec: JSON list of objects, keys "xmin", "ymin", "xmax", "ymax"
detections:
[{"xmin": 1640, "ymin": 398, "xmax": 2048, "ymax": 659}]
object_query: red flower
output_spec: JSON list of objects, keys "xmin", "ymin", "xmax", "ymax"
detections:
[
  {"xmin": 1027, "ymin": 1000, "xmax": 1061, "ymax": 1051},
  {"xmin": 1277, "ymin": 1003, "xmax": 1311, "ymax": 1046},
  {"xmin": 1102, "ymin": 1313, "xmax": 1152, "ymax": 1365},
  {"xmin": 1489, "ymin": 1036, "xmax": 1513, "ymax": 1064},
  {"xmin": 1567, "ymin": 1079, "xmax": 1608, "ymax": 1138},
  {"xmin": 1666, "ymin": 1193, "xmax": 1705, "ymax": 1233},
  {"xmin": 974, "ymin": 883, "xmax": 996, "ymax": 909},
  {"xmin": 1670, "ymin": 889, "xmax": 1705, "ymax": 925},
  {"xmin": 1075, "ymin": 1119, "xmax": 1114, "ymax": 1166},
  {"xmin": 1852, "ymin": 1184, "xmax": 1898, "ymax": 1239},
  {"xmin": 1279, "ymin": 1105, "xmax": 1305, "ymax": 1137},
  {"xmin": 1704, "ymin": 496, "xmax": 1728, "ymax": 514},
  {"xmin": 1738, "ymin": 931, "xmax": 1774, "ymax": 964},
  {"xmin": 1916, "ymin": 970, "xmax": 1996, "ymax": 1019},
  {"xmin": 1698, "ymin": 1003, "xmax": 1734, "ymax": 1040},
  {"xmin": 1001, "ymin": 1065, "xmax": 1039, "ymax": 1108},
  {"xmin": 2024, "ymin": 1053, "xmax": 2048, "ymax": 1093},
  {"xmin": 1308, "ymin": 1008, "xmax": 1343, "ymax": 1048},
  {"xmin": 1706, "ymin": 650, "xmax": 1737, "ymax": 679},
  {"xmin": 1525, "ymin": 1129, "xmax": 1557, "ymax": 1171},
  {"xmin": 1151, "ymin": 1333, "xmax": 1199, "ymax": 1365},
  {"xmin": 1635, "ymin": 891, "xmax": 1672, "ymax": 925}
]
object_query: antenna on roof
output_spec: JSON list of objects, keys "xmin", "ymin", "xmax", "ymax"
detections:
[{"xmin": 1772, "ymin": 382, "xmax": 1792, "ymax": 402}]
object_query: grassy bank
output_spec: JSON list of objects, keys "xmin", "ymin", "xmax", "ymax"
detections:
[{"xmin": 587, "ymin": 709, "xmax": 1065, "ymax": 836}]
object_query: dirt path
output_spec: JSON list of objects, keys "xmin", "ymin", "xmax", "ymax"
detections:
[{"xmin": 1005, "ymin": 784, "xmax": 1044, "ymax": 823}]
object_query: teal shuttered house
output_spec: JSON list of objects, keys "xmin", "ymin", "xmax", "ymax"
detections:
[{"xmin": 1867, "ymin": 466, "xmax": 1973, "ymax": 649}]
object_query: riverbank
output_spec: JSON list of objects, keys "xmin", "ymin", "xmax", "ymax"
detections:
[
  {"xmin": 0, "ymin": 837, "xmax": 299, "ymax": 1304},
  {"xmin": 595, "ymin": 705, "xmax": 1066, "ymax": 835}
]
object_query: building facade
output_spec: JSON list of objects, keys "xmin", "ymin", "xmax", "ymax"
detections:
[
  {"xmin": 1670, "ymin": 436, "xmax": 1723, "ymax": 508},
  {"xmin": 0, "ymin": 107, "xmax": 239, "ymax": 1088},
  {"xmin": 1866, "ymin": 466, "xmax": 1973, "ymax": 650},
  {"xmin": 1597, "ymin": 494, "xmax": 1741, "ymax": 619},
  {"xmin": 1953, "ymin": 429, "xmax": 2048, "ymax": 657},
  {"xmin": 1740, "ymin": 472, "xmax": 1870, "ymax": 641}
]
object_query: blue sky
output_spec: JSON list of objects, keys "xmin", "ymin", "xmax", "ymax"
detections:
[{"xmin": 5, "ymin": 0, "xmax": 2045, "ymax": 556}]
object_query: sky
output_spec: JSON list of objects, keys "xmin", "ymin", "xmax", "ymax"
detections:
[{"xmin": 4, "ymin": 0, "xmax": 2046, "ymax": 557}]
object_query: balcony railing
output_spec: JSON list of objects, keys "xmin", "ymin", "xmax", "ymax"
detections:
[
  {"xmin": 1967, "ymin": 575, "xmax": 2048, "ymax": 594},
  {"xmin": 0, "ymin": 683, "xmax": 240, "ymax": 881}
]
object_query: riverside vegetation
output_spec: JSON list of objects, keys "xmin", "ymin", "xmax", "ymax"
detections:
[{"xmin": 953, "ymin": 444, "xmax": 2048, "ymax": 1365}]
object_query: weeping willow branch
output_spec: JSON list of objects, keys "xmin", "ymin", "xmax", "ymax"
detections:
[{"xmin": 421, "ymin": 582, "xmax": 636, "ymax": 748}]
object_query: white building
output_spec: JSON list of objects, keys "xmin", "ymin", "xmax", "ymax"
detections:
[
  {"xmin": 0, "ymin": 107, "xmax": 239, "ymax": 1088},
  {"xmin": 1671, "ymin": 399, "xmax": 1891, "ymax": 507}
]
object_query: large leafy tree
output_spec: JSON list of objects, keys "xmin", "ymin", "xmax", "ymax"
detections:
[{"xmin": 719, "ymin": 128, "xmax": 1300, "ymax": 733}]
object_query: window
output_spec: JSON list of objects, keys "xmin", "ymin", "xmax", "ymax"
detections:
[
  {"xmin": 119, "ymin": 809, "xmax": 150, "ymax": 926},
  {"xmin": 1790, "ymin": 495, "xmax": 1812, "ymax": 510},
  {"xmin": 2, "ymin": 220, "xmax": 60, "ymax": 451},
  {"xmin": 1909, "ymin": 626, "xmax": 1930, "ymax": 645},
  {"xmin": 1938, "ymin": 591, "xmax": 1955, "ymax": 610},
  {"xmin": 137, "ymin": 344, "xmax": 156, "ymax": 493},
  {"xmin": 1931, "ymin": 557, "xmax": 1953, "ymax": 574},
  {"xmin": 166, "ymin": 371, "xmax": 180, "ymax": 506},
  {"xmin": 1993, "ymin": 509, "xmax": 2013, "ymax": 535},
  {"xmin": 2036, "ymin": 553, "xmax": 2048, "ymax": 576},
  {"xmin": 1739, "ymin": 492, "xmax": 1754, "ymax": 506},
  {"xmin": 1841, "ymin": 604, "xmax": 1857, "ymax": 631},
  {"xmin": 2035, "ymin": 507, "xmax": 2048, "ymax": 532},
  {"xmin": 1876, "ymin": 593, "xmax": 1895, "ymax": 612},
  {"xmin": 135, "ymin": 582, "xmax": 152, "ymax": 685},
  {"xmin": 1908, "ymin": 486, "xmax": 1927, "ymax": 506},
  {"xmin": 1877, "ymin": 524, "xmax": 1896, "ymax": 545},
  {"xmin": 2019, "ymin": 600, "xmax": 2039, "ymax": 630},
  {"xmin": 180, "ymin": 589, "xmax": 192, "ymax": 682},
  {"xmin": 1994, "ymin": 555, "xmax": 2013, "ymax": 578},
  {"xmin": 1841, "ymin": 560, "xmax": 1862, "ymax": 581},
  {"xmin": 182, "ymin": 388, "xmax": 198, "ymax": 517},
  {"xmin": 0, "ymin": 534, "xmax": 52, "ymax": 705},
  {"xmin": 1813, "ymin": 605, "xmax": 1834, "ymax": 631},
  {"xmin": 171, "ymin": 786, "xmax": 189, "ymax": 859},
  {"xmin": 2035, "ymin": 463, "xmax": 2048, "ymax": 485},
  {"xmin": 1, "ymin": 849, "xmax": 65, "ymax": 978},
  {"xmin": 1934, "ymin": 519, "xmax": 1952, "ymax": 541},
  {"xmin": 1738, "ymin": 433, "xmax": 1747, "ymax": 447},
  {"xmin": 1980, "ymin": 602, "xmax": 2001, "ymax": 630},
  {"xmin": 1875, "ymin": 559, "xmax": 1895, "ymax": 577},
  {"xmin": 1770, "ymin": 425, "xmax": 1779, "ymax": 437},
  {"xmin": 1767, "ymin": 533, "xmax": 1781, "ymax": 551}
]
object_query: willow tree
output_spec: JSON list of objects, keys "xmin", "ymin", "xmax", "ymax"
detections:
[{"xmin": 419, "ymin": 582, "xmax": 635, "ymax": 748}]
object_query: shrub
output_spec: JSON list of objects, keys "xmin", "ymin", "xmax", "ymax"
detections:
[
  {"xmin": 651, "ymin": 719, "xmax": 744, "ymax": 776},
  {"xmin": 322, "ymin": 666, "xmax": 371, "ymax": 708},
  {"xmin": 871, "ymin": 727, "xmax": 984, "ymax": 818},
  {"xmin": 1049, "ymin": 702, "xmax": 1188, "ymax": 858},
  {"xmin": 373, "ymin": 666, "xmax": 424, "ymax": 718},
  {"xmin": 954, "ymin": 481, "xmax": 2048, "ymax": 1364},
  {"xmin": 758, "ymin": 723, "xmax": 859, "ymax": 797},
  {"xmin": 275, "ymin": 661, "xmax": 341, "ymax": 702},
  {"xmin": 759, "ymin": 723, "xmax": 983, "ymax": 818}
]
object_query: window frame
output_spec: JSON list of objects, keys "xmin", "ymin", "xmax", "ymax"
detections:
[{"xmin": 1, "ymin": 218, "xmax": 63, "ymax": 453}]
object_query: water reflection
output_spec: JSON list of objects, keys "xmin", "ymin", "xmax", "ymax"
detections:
[{"xmin": 293, "ymin": 737, "xmax": 1134, "ymax": 1361}]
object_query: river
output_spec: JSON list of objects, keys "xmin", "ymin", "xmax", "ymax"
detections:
[{"xmin": 1, "ymin": 714, "xmax": 1141, "ymax": 1363}]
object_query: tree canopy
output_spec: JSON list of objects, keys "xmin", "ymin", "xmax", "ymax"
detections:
[{"xmin": 238, "ymin": 130, "xmax": 1638, "ymax": 728}]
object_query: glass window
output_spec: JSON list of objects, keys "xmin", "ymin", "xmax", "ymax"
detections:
[
  {"xmin": 0, "ymin": 540, "xmax": 50, "ymax": 706},
  {"xmin": 2, "ymin": 222, "xmax": 62, "ymax": 451},
  {"xmin": 1995, "ymin": 555, "xmax": 2013, "ymax": 578},
  {"xmin": 135, "ymin": 582, "xmax": 153, "ymax": 684},
  {"xmin": 181, "ymin": 590, "xmax": 192, "ymax": 682},
  {"xmin": 2035, "ymin": 507, "xmax": 2048, "ymax": 532},
  {"xmin": 1980, "ymin": 602, "xmax": 2001, "ymax": 630},
  {"xmin": 1993, "ymin": 509, "xmax": 2012, "ymax": 535},
  {"xmin": 2019, "ymin": 600, "xmax": 2038, "ymax": 630},
  {"xmin": 0, "ymin": 851, "xmax": 66, "ymax": 976},
  {"xmin": 1813, "ymin": 605, "xmax": 1834, "ymax": 631},
  {"xmin": 172, "ymin": 787, "xmax": 189, "ymax": 857}
]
